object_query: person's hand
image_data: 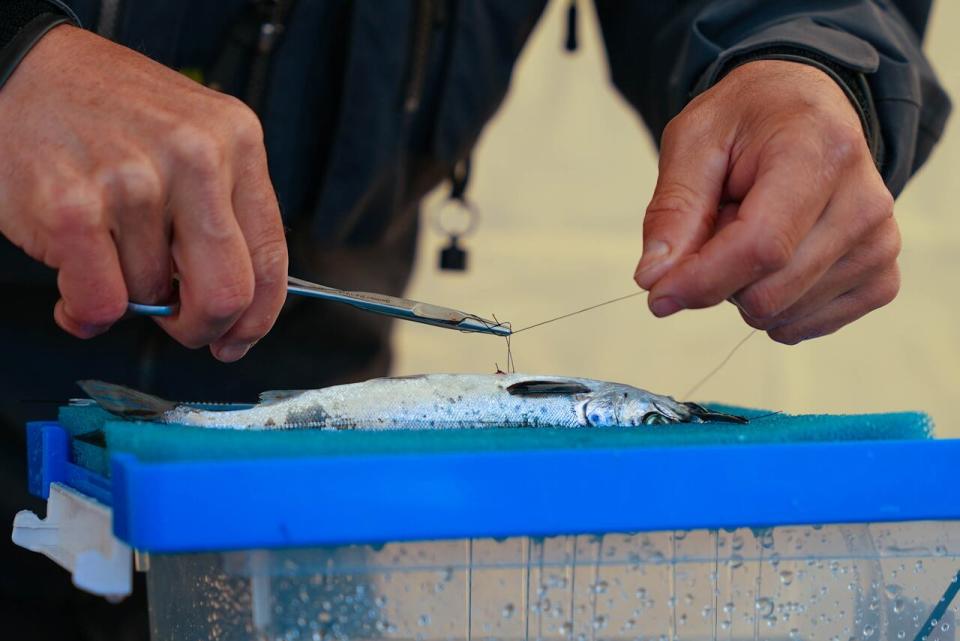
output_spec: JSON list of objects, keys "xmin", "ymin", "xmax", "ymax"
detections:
[
  {"xmin": 634, "ymin": 60, "xmax": 900, "ymax": 344},
  {"xmin": 0, "ymin": 25, "xmax": 287, "ymax": 361}
]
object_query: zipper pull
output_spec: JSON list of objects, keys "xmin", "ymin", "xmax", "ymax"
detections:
[{"xmin": 564, "ymin": 0, "xmax": 578, "ymax": 53}]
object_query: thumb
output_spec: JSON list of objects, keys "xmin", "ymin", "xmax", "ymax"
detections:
[{"xmin": 634, "ymin": 135, "xmax": 729, "ymax": 290}]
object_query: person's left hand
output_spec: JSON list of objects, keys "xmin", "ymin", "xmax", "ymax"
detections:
[{"xmin": 634, "ymin": 60, "xmax": 900, "ymax": 344}]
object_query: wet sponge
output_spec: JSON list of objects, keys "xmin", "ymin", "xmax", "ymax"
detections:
[{"xmin": 58, "ymin": 402, "xmax": 934, "ymax": 478}]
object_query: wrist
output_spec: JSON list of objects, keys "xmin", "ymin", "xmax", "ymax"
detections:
[{"xmin": 0, "ymin": 1, "xmax": 77, "ymax": 90}]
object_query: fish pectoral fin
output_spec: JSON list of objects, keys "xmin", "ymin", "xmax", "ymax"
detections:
[
  {"xmin": 506, "ymin": 380, "xmax": 592, "ymax": 396},
  {"xmin": 683, "ymin": 402, "xmax": 749, "ymax": 424},
  {"xmin": 258, "ymin": 390, "xmax": 308, "ymax": 404},
  {"xmin": 76, "ymin": 380, "xmax": 178, "ymax": 420}
]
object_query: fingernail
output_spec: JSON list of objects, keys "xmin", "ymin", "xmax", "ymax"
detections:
[
  {"xmin": 650, "ymin": 296, "xmax": 683, "ymax": 317},
  {"xmin": 216, "ymin": 343, "xmax": 252, "ymax": 362}
]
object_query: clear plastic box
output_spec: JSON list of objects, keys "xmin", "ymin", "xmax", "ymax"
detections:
[{"xmin": 145, "ymin": 522, "xmax": 959, "ymax": 641}]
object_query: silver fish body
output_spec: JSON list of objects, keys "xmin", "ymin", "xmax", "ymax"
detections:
[{"xmin": 79, "ymin": 374, "xmax": 746, "ymax": 430}]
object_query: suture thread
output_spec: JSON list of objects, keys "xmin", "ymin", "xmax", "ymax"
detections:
[{"xmin": 499, "ymin": 291, "xmax": 757, "ymax": 398}]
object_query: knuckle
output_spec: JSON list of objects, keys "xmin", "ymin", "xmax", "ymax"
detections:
[
  {"xmin": 232, "ymin": 315, "xmax": 275, "ymax": 343},
  {"xmin": 67, "ymin": 294, "xmax": 127, "ymax": 327},
  {"xmin": 815, "ymin": 117, "xmax": 868, "ymax": 168},
  {"xmin": 864, "ymin": 188, "xmax": 895, "ymax": 227},
  {"xmin": 768, "ymin": 326, "xmax": 804, "ymax": 346},
  {"xmin": 199, "ymin": 278, "xmax": 255, "ymax": 322},
  {"xmin": 251, "ymin": 237, "xmax": 289, "ymax": 284},
  {"xmin": 99, "ymin": 161, "xmax": 163, "ymax": 211},
  {"xmin": 645, "ymin": 184, "xmax": 707, "ymax": 226},
  {"xmin": 874, "ymin": 222, "xmax": 902, "ymax": 266},
  {"xmin": 870, "ymin": 269, "xmax": 901, "ymax": 309},
  {"xmin": 225, "ymin": 99, "xmax": 265, "ymax": 149},
  {"xmin": 736, "ymin": 285, "xmax": 783, "ymax": 322},
  {"xmin": 168, "ymin": 125, "xmax": 224, "ymax": 177},
  {"xmin": 44, "ymin": 190, "xmax": 104, "ymax": 237},
  {"xmin": 750, "ymin": 227, "xmax": 793, "ymax": 273}
]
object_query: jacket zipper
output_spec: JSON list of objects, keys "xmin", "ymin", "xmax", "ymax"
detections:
[
  {"xmin": 96, "ymin": 0, "xmax": 123, "ymax": 39},
  {"xmin": 404, "ymin": 0, "xmax": 436, "ymax": 114}
]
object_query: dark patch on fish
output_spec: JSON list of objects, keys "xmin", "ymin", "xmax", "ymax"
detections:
[
  {"xmin": 506, "ymin": 380, "xmax": 592, "ymax": 396},
  {"xmin": 258, "ymin": 390, "xmax": 308, "ymax": 404},
  {"xmin": 284, "ymin": 404, "xmax": 332, "ymax": 427}
]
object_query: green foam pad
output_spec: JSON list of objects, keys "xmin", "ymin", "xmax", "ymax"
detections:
[{"xmin": 58, "ymin": 403, "xmax": 934, "ymax": 479}]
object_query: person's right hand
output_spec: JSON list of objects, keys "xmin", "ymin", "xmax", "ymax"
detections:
[{"xmin": 0, "ymin": 25, "xmax": 288, "ymax": 362}]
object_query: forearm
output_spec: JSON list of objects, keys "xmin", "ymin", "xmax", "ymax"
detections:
[{"xmin": 0, "ymin": 0, "xmax": 77, "ymax": 89}]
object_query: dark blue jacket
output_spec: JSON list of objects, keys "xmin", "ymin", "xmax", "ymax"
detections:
[
  {"xmin": 0, "ymin": 0, "xmax": 951, "ymax": 400},
  {"xmin": 4, "ymin": 0, "xmax": 952, "ymax": 283}
]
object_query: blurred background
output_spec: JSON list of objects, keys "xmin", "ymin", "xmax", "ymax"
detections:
[{"xmin": 393, "ymin": 0, "xmax": 960, "ymax": 436}]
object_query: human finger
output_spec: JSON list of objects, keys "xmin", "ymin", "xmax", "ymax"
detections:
[
  {"xmin": 742, "ymin": 217, "xmax": 901, "ymax": 331},
  {"xmin": 634, "ymin": 111, "xmax": 729, "ymax": 290},
  {"xmin": 647, "ymin": 137, "xmax": 839, "ymax": 317},
  {"xmin": 46, "ymin": 193, "xmax": 129, "ymax": 337},
  {"xmin": 155, "ymin": 131, "xmax": 255, "ymax": 349},
  {"xmin": 210, "ymin": 109, "xmax": 287, "ymax": 362},
  {"xmin": 100, "ymin": 158, "xmax": 174, "ymax": 305},
  {"xmin": 733, "ymin": 180, "xmax": 894, "ymax": 323},
  {"xmin": 765, "ymin": 264, "xmax": 901, "ymax": 345}
]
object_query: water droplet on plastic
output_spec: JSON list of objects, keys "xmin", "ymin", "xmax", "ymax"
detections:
[
  {"xmin": 863, "ymin": 624, "xmax": 875, "ymax": 637},
  {"xmin": 756, "ymin": 597, "xmax": 774, "ymax": 617},
  {"xmin": 897, "ymin": 631, "xmax": 906, "ymax": 639},
  {"xmin": 592, "ymin": 580, "xmax": 608, "ymax": 594},
  {"xmin": 560, "ymin": 621, "xmax": 574, "ymax": 636},
  {"xmin": 502, "ymin": 603, "xmax": 515, "ymax": 619},
  {"xmin": 417, "ymin": 614, "xmax": 431, "ymax": 627},
  {"xmin": 683, "ymin": 593, "xmax": 694, "ymax": 606},
  {"xmin": 592, "ymin": 615, "xmax": 607, "ymax": 630},
  {"xmin": 914, "ymin": 560, "xmax": 924, "ymax": 573},
  {"xmin": 732, "ymin": 534, "xmax": 744, "ymax": 551},
  {"xmin": 636, "ymin": 587, "xmax": 647, "ymax": 600},
  {"xmin": 780, "ymin": 570, "xmax": 794, "ymax": 586},
  {"xmin": 729, "ymin": 554, "xmax": 744, "ymax": 569},
  {"xmin": 760, "ymin": 531, "xmax": 775, "ymax": 549}
]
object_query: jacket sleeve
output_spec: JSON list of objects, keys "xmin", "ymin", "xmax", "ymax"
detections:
[
  {"xmin": 593, "ymin": 0, "xmax": 951, "ymax": 196},
  {"xmin": 0, "ymin": 0, "xmax": 80, "ymax": 89}
]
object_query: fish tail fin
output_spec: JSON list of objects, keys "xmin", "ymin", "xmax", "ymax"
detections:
[
  {"xmin": 683, "ymin": 402, "xmax": 749, "ymax": 424},
  {"xmin": 77, "ymin": 380, "xmax": 179, "ymax": 420}
]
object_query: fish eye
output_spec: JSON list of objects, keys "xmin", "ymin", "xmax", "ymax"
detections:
[{"xmin": 643, "ymin": 412, "xmax": 669, "ymax": 426}]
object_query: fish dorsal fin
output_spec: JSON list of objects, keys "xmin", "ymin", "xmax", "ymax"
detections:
[
  {"xmin": 506, "ymin": 379, "xmax": 592, "ymax": 396},
  {"xmin": 258, "ymin": 390, "xmax": 307, "ymax": 405},
  {"xmin": 77, "ymin": 380, "xmax": 178, "ymax": 420}
]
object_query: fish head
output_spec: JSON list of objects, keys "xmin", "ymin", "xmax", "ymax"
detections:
[{"xmin": 578, "ymin": 386, "xmax": 691, "ymax": 427}]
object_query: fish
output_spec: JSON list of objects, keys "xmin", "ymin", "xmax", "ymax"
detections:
[{"xmin": 77, "ymin": 374, "xmax": 747, "ymax": 431}]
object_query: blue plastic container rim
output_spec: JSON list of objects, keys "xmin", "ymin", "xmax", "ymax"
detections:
[{"xmin": 27, "ymin": 421, "xmax": 960, "ymax": 553}]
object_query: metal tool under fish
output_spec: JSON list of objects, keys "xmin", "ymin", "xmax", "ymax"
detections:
[
  {"xmin": 126, "ymin": 276, "xmax": 511, "ymax": 337},
  {"xmin": 78, "ymin": 375, "xmax": 747, "ymax": 431}
]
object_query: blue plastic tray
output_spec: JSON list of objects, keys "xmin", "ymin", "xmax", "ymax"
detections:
[{"xmin": 26, "ymin": 421, "xmax": 960, "ymax": 553}]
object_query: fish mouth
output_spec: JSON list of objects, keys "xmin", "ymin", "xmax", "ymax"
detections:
[{"xmin": 682, "ymin": 402, "xmax": 749, "ymax": 424}]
